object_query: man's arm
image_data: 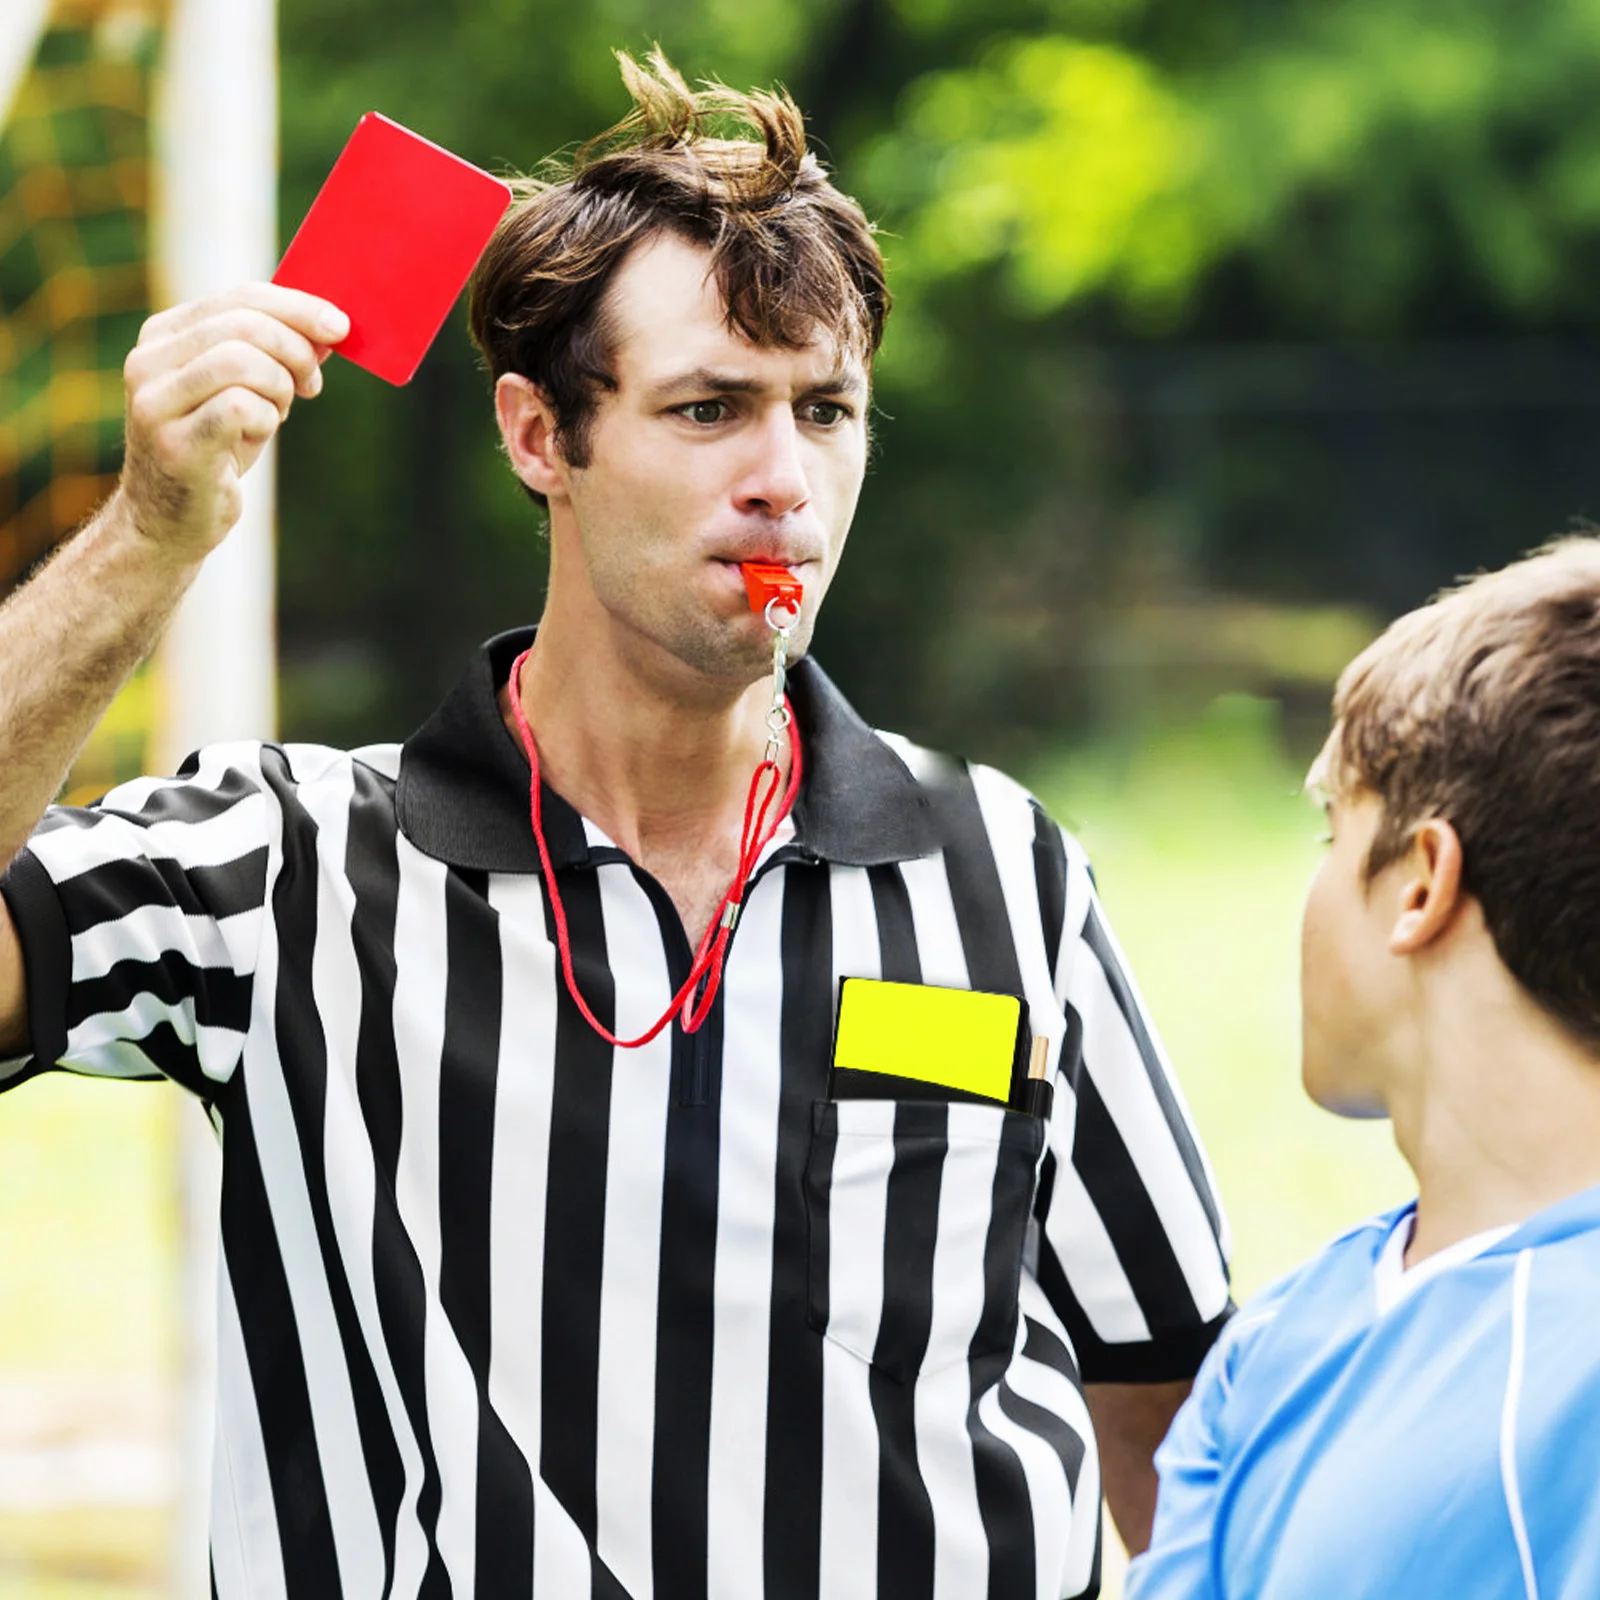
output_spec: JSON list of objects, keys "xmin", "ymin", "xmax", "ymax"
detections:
[
  {"xmin": 0, "ymin": 284, "xmax": 346, "ymax": 1058},
  {"xmin": 1026, "ymin": 818, "xmax": 1232, "ymax": 1553},
  {"xmin": 1087, "ymin": 1378, "xmax": 1193, "ymax": 1554}
]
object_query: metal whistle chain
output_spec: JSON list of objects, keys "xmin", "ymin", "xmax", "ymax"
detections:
[{"xmin": 743, "ymin": 560, "xmax": 803, "ymax": 766}]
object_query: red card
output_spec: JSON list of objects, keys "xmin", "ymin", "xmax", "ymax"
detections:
[{"xmin": 274, "ymin": 113, "xmax": 513, "ymax": 386}]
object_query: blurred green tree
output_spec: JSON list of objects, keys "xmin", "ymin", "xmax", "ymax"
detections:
[{"xmin": 856, "ymin": 0, "xmax": 1600, "ymax": 338}]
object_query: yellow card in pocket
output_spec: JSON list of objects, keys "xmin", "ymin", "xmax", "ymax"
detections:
[{"xmin": 832, "ymin": 978, "xmax": 1024, "ymax": 1105}]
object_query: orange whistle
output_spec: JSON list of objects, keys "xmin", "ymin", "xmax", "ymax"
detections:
[{"xmin": 741, "ymin": 562, "xmax": 803, "ymax": 615}]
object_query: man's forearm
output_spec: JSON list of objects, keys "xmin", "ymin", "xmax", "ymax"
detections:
[
  {"xmin": 1086, "ymin": 1378, "xmax": 1193, "ymax": 1555},
  {"xmin": 0, "ymin": 490, "xmax": 200, "ymax": 868},
  {"xmin": 0, "ymin": 284, "xmax": 342, "ymax": 1061}
]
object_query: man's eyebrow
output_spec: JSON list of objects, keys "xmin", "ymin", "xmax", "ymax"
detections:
[
  {"xmin": 646, "ymin": 368, "xmax": 767, "ymax": 402},
  {"xmin": 807, "ymin": 367, "xmax": 869, "ymax": 399},
  {"xmin": 645, "ymin": 365, "xmax": 869, "ymax": 402}
]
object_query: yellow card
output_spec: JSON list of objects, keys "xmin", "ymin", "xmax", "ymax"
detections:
[{"xmin": 832, "ymin": 978, "xmax": 1022, "ymax": 1104}]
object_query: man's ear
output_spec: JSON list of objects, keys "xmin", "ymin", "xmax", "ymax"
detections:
[
  {"xmin": 495, "ymin": 374, "xmax": 568, "ymax": 501},
  {"xmin": 1389, "ymin": 819, "xmax": 1466, "ymax": 955}
]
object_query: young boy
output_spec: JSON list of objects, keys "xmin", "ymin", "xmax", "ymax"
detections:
[{"xmin": 1126, "ymin": 538, "xmax": 1600, "ymax": 1600}]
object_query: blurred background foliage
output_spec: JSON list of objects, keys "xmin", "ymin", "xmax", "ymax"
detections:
[
  {"xmin": 16, "ymin": 5, "xmax": 1600, "ymax": 1589},
  {"xmin": 275, "ymin": 0, "xmax": 1600, "ymax": 769}
]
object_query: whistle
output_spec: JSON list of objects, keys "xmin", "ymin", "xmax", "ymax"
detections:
[{"xmin": 741, "ymin": 562, "xmax": 803, "ymax": 616}]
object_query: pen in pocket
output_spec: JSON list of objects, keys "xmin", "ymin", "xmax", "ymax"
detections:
[{"xmin": 1018, "ymin": 1035, "xmax": 1053, "ymax": 1120}]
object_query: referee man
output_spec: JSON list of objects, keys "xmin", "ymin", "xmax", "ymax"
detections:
[{"xmin": 0, "ymin": 54, "xmax": 1230, "ymax": 1599}]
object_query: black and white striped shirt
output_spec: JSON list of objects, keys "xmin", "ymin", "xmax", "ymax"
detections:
[{"xmin": 1, "ymin": 628, "xmax": 1231, "ymax": 1599}]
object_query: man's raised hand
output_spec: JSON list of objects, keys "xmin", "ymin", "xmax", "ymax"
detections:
[{"xmin": 119, "ymin": 283, "xmax": 348, "ymax": 560}]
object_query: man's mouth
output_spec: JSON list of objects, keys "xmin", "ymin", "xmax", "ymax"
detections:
[{"xmin": 715, "ymin": 554, "xmax": 812, "ymax": 576}]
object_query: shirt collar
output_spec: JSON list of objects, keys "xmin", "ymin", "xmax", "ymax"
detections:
[
  {"xmin": 395, "ymin": 627, "xmax": 939, "ymax": 873},
  {"xmin": 1484, "ymin": 1179, "xmax": 1600, "ymax": 1256}
]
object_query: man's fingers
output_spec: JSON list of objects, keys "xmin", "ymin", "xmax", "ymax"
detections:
[
  {"xmin": 138, "ymin": 283, "xmax": 349, "ymax": 354},
  {"xmin": 128, "ymin": 306, "xmax": 327, "ymax": 400},
  {"xmin": 130, "ymin": 307, "xmax": 324, "ymax": 397},
  {"xmin": 118, "ymin": 283, "xmax": 345, "ymax": 554},
  {"xmin": 137, "ymin": 384, "xmax": 283, "ymax": 493},
  {"xmin": 183, "ymin": 385, "xmax": 284, "ymax": 460},
  {"xmin": 133, "ymin": 341, "xmax": 299, "ymax": 438}
]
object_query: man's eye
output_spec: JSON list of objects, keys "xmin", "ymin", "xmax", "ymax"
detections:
[
  {"xmin": 805, "ymin": 401, "xmax": 850, "ymax": 426},
  {"xmin": 681, "ymin": 400, "xmax": 727, "ymax": 425}
]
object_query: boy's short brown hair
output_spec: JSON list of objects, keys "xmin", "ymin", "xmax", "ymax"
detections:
[
  {"xmin": 467, "ymin": 51, "xmax": 889, "ymax": 489},
  {"xmin": 1321, "ymin": 535, "xmax": 1600, "ymax": 1049}
]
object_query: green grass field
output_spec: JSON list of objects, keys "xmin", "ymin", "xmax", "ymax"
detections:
[
  {"xmin": 0, "ymin": 1081, "xmax": 179, "ymax": 1594},
  {"xmin": 0, "ymin": 696, "xmax": 1412, "ymax": 1595}
]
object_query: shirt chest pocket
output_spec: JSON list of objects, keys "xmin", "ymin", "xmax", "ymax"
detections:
[{"xmin": 804, "ymin": 1098, "xmax": 1045, "ymax": 1383}]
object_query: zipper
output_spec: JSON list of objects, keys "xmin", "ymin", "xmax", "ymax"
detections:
[{"xmin": 684, "ymin": 1020, "xmax": 715, "ymax": 1107}]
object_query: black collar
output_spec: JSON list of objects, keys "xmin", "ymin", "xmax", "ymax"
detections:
[{"xmin": 395, "ymin": 628, "xmax": 939, "ymax": 873}]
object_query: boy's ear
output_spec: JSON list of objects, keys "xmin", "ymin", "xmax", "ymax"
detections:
[
  {"xmin": 495, "ymin": 374, "xmax": 569, "ymax": 500},
  {"xmin": 1388, "ymin": 819, "xmax": 1465, "ymax": 955}
]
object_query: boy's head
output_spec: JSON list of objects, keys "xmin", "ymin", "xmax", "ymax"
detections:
[
  {"xmin": 1302, "ymin": 536, "xmax": 1600, "ymax": 1114},
  {"xmin": 467, "ymin": 51, "xmax": 886, "ymax": 683}
]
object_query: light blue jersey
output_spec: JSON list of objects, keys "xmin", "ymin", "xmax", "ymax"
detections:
[{"xmin": 1127, "ymin": 1184, "xmax": 1600, "ymax": 1600}]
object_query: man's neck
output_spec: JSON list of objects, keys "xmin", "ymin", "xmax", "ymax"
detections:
[
  {"xmin": 1394, "ymin": 963, "xmax": 1600, "ymax": 1266},
  {"xmin": 498, "ymin": 602, "xmax": 790, "ymax": 939}
]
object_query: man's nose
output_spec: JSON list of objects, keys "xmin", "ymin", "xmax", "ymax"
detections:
[{"xmin": 733, "ymin": 409, "xmax": 810, "ymax": 518}]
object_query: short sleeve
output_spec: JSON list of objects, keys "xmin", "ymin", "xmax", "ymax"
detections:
[
  {"xmin": 0, "ymin": 742, "xmax": 275, "ymax": 1098},
  {"xmin": 1031, "ymin": 815, "xmax": 1233, "ymax": 1382}
]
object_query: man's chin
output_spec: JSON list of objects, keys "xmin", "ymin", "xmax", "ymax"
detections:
[
  {"xmin": 668, "ymin": 608, "xmax": 814, "ymax": 683},
  {"xmin": 653, "ymin": 622, "xmax": 793, "ymax": 693}
]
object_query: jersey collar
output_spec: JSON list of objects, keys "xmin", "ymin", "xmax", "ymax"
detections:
[
  {"xmin": 396, "ymin": 626, "xmax": 939, "ymax": 874},
  {"xmin": 1481, "ymin": 1179, "xmax": 1600, "ymax": 1256}
]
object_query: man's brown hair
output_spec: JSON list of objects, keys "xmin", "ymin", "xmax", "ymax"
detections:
[
  {"xmin": 1321, "ymin": 535, "xmax": 1600, "ymax": 1049},
  {"xmin": 467, "ymin": 50, "xmax": 890, "ymax": 494}
]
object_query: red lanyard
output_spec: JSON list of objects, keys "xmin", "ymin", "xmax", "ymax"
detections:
[{"xmin": 506, "ymin": 647, "xmax": 803, "ymax": 1048}]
